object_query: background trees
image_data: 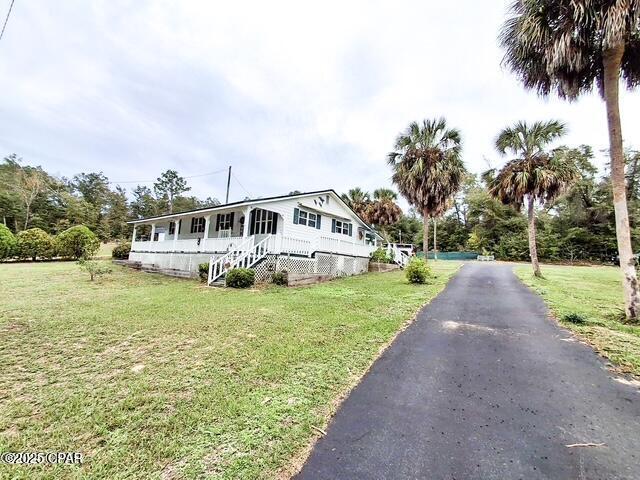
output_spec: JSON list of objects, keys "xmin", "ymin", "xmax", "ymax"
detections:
[{"xmin": 500, "ymin": 0, "xmax": 640, "ymax": 318}]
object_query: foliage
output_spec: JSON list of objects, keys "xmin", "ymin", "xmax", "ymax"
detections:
[
  {"xmin": 370, "ymin": 247, "xmax": 393, "ymax": 264},
  {"xmin": 225, "ymin": 268, "xmax": 256, "ymax": 288},
  {"xmin": 0, "ymin": 224, "xmax": 16, "ymax": 260},
  {"xmin": 111, "ymin": 242, "xmax": 131, "ymax": 260},
  {"xmin": 563, "ymin": 312, "xmax": 587, "ymax": 325},
  {"xmin": 56, "ymin": 225, "xmax": 100, "ymax": 260},
  {"xmin": 16, "ymin": 228, "xmax": 56, "ymax": 260},
  {"xmin": 77, "ymin": 259, "xmax": 112, "ymax": 281},
  {"xmin": 405, "ymin": 258, "xmax": 432, "ymax": 284},
  {"xmin": 154, "ymin": 169, "xmax": 191, "ymax": 214},
  {"xmin": 341, "ymin": 187, "xmax": 371, "ymax": 219},
  {"xmin": 271, "ymin": 271, "xmax": 288, "ymax": 286},
  {"xmin": 198, "ymin": 262, "xmax": 209, "ymax": 283}
]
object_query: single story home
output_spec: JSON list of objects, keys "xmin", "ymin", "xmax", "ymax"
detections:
[{"xmin": 127, "ymin": 189, "xmax": 384, "ymax": 284}]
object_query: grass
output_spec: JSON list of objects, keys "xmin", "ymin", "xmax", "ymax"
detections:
[
  {"xmin": 514, "ymin": 264, "xmax": 640, "ymax": 377},
  {"xmin": 96, "ymin": 242, "xmax": 117, "ymax": 259},
  {"xmin": 0, "ymin": 260, "xmax": 460, "ymax": 479}
]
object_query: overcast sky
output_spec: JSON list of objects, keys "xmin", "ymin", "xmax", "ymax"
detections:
[{"xmin": 1, "ymin": 0, "xmax": 639, "ymax": 206}]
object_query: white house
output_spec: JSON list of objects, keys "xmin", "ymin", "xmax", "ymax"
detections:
[{"xmin": 127, "ymin": 189, "xmax": 383, "ymax": 284}]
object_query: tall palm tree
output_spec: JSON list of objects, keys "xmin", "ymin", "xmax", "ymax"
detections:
[
  {"xmin": 487, "ymin": 121, "xmax": 578, "ymax": 276},
  {"xmin": 341, "ymin": 188, "xmax": 371, "ymax": 220},
  {"xmin": 388, "ymin": 118, "xmax": 466, "ymax": 258},
  {"xmin": 500, "ymin": 0, "xmax": 640, "ymax": 317},
  {"xmin": 366, "ymin": 189, "xmax": 403, "ymax": 237},
  {"xmin": 372, "ymin": 188, "xmax": 398, "ymax": 201}
]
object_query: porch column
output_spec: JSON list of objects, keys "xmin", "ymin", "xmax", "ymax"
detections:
[
  {"xmin": 150, "ymin": 223, "xmax": 156, "ymax": 241},
  {"xmin": 202, "ymin": 215, "xmax": 212, "ymax": 251},
  {"xmin": 131, "ymin": 225, "xmax": 137, "ymax": 243},
  {"xmin": 242, "ymin": 206, "xmax": 251, "ymax": 238}
]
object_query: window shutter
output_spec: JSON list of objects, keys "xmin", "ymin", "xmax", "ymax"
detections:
[
  {"xmin": 230, "ymin": 212, "xmax": 235, "ymax": 229},
  {"xmin": 249, "ymin": 209, "xmax": 256, "ymax": 235},
  {"xmin": 271, "ymin": 214, "xmax": 278, "ymax": 234},
  {"xmin": 348, "ymin": 223, "xmax": 353, "ymax": 236},
  {"xmin": 190, "ymin": 217, "xmax": 195, "ymax": 233},
  {"xmin": 215, "ymin": 214, "xmax": 221, "ymax": 231},
  {"xmin": 316, "ymin": 214, "xmax": 321, "ymax": 230},
  {"xmin": 293, "ymin": 208, "xmax": 300, "ymax": 224},
  {"xmin": 331, "ymin": 219, "xmax": 336, "ymax": 233},
  {"xmin": 178, "ymin": 219, "xmax": 182, "ymax": 234}
]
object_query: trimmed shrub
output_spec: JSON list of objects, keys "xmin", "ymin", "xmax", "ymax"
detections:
[
  {"xmin": 563, "ymin": 312, "xmax": 587, "ymax": 324},
  {"xmin": 16, "ymin": 228, "xmax": 56, "ymax": 260},
  {"xmin": 111, "ymin": 242, "xmax": 131, "ymax": 260},
  {"xmin": 370, "ymin": 247, "xmax": 392, "ymax": 264},
  {"xmin": 56, "ymin": 225, "xmax": 100, "ymax": 259},
  {"xmin": 77, "ymin": 259, "xmax": 112, "ymax": 281},
  {"xmin": 405, "ymin": 258, "xmax": 432, "ymax": 284},
  {"xmin": 198, "ymin": 262, "xmax": 209, "ymax": 283},
  {"xmin": 225, "ymin": 268, "xmax": 255, "ymax": 288},
  {"xmin": 0, "ymin": 224, "xmax": 17, "ymax": 260},
  {"xmin": 272, "ymin": 271, "xmax": 288, "ymax": 286}
]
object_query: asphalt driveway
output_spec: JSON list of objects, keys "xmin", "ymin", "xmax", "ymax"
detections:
[{"xmin": 296, "ymin": 263, "xmax": 640, "ymax": 480}]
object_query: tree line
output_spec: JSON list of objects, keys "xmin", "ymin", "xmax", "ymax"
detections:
[{"xmin": 0, "ymin": 155, "xmax": 219, "ymax": 240}]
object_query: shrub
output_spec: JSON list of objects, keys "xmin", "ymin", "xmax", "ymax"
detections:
[
  {"xmin": 198, "ymin": 262, "xmax": 210, "ymax": 283},
  {"xmin": 16, "ymin": 228, "xmax": 56, "ymax": 260},
  {"xmin": 405, "ymin": 258, "xmax": 432, "ymax": 284},
  {"xmin": 370, "ymin": 247, "xmax": 392, "ymax": 264},
  {"xmin": 225, "ymin": 268, "xmax": 255, "ymax": 288},
  {"xmin": 0, "ymin": 224, "xmax": 17, "ymax": 260},
  {"xmin": 272, "ymin": 271, "xmax": 288, "ymax": 286},
  {"xmin": 56, "ymin": 225, "xmax": 99, "ymax": 259},
  {"xmin": 563, "ymin": 312, "xmax": 587, "ymax": 324},
  {"xmin": 111, "ymin": 242, "xmax": 131, "ymax": 260},
  {"xmin": 77, "ymin": 259, "xmax": 112, "ymax": 281}
]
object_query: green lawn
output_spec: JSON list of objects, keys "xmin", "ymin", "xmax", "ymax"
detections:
[
  {"xmin": 0, "ymin": 261, "xmax": 460, "ymax": 479},
  {"xmin": 514, "ymin": 264, "xmax": 640, "ymax": 377}
]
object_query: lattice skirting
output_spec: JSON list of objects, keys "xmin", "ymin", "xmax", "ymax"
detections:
[{"xmin": 254, "ymin": 253, "xmax": 370, "ymax": 282}]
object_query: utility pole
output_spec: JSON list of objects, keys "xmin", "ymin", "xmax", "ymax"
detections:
[{"xmin": 225, "ymin": 166, "xmax": 231, "ymax": 204}]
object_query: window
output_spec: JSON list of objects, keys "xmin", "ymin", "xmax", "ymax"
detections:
[
  {"xmin": 293, "ymin": 208, "xmax": 321, "ymax": 229},
  {"xmin": 216, "ymin": 212, "xmax": 234, "ymax": 232},
  {"xmin": 332, "ymin": 219, "xmax": 352, "ymax": 236},
  {"xmin": 169, "ymin": 221, "xmax": 176, "ymax": 235},
  {"xmin": 250, "ymin": 209, "xmax": 278, "ymax": 235},
  {"xmin": 190, "ymin": 217, "xmax": 206, "ymax": 234}
]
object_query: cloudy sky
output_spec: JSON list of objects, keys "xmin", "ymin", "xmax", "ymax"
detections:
[{"xmin": 1, "ymin": 0, "xmax": 639, "ymax": 206}]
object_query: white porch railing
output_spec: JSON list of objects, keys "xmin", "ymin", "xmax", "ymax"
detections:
[
  {"xmin": 208, "ymin": 235, "xmax": 273, "ymax": 284},
  {"xmin": 134, "ymin": 234, "xmax": 377, "ymax": 259},
  {"xmin": 386, "ymin": 243, "xmax": 410, "ymax": 267}
]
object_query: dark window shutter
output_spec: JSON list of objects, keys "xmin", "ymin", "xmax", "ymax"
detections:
[
  {"xmin": 331, "ymin": 219, "xmax": 336, "ymax": 233},
  {"xmin": 178, "ymin": 219, "xmax": 182, "ymax": 234},
  {"xmin": 215, "ymin": 214, "xmax": 221, "ymax": 231},
  {"xmin": 316, "ymin": 214, "xmax": 321, "ymax": 230},
  {"xmin": 230, "ymin": 212, "xmax": 235, "ymax": 229},
  {"xmin": 249, "ymin": 209, "xmax": 256, "ymax": 235},
  {"xmin": 293, "ymin": 208, "xmax": 300, "ymax": 224},
  {"xmin": 271, "ymin": 213, "xmax": 278, "ymax": 234},
  {"xmin": 190, "ymin": 217, "xmax": 195, "ymax": 233},
  {"xmin": 348, "ymin": 223, "xmax": 353, "ymax": 236}
]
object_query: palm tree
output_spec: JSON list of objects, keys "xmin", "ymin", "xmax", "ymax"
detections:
[
  {"xmin": 487, "ymin": 121, "xmax": 578, "ymax": 276},
  {"xmin": 366, "ymin": 189, "xmax": 403, "ymax": 238},
  {"xmin": 500, "ymin": 1, "xmax": 640, "ymax": 316},
  {"xmin": 388, "ymin": 118, "xmax": 466, "ymax": 258},
  {"xmin": 341, "ymin": 188, "xmax": 371, "ymax": 220}
]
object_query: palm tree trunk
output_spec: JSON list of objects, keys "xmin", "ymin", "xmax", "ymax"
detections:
[
  {"xmin": 433, "ymin": 218, "xmax": 438, "ymax": 260},
  {"xmin": 422, "ymin": 208, "xmax": 429, "ymax": 261},
  {"xmin": 527, "ymin": 195, "xmax": 542, "ymax": 277},
  {"xmin": 603, "ymin": 45, "xmax": 640, "ymax": 321}
]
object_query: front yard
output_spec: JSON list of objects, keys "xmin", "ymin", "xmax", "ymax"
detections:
[
  {"xmin": 0, "ymin": 261, "xmax": 460, "ymax": 479},
  {"xmin": 515, "ymin": 264, "xmax": 640, "ymax": 377}
]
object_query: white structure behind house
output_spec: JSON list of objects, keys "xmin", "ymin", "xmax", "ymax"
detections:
[{"xmin": 127, "ymin": 190, "xmax": 383, "ymax": 284}]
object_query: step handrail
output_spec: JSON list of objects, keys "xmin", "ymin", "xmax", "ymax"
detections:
[{"xmin": 208, "ymin": 236, "xmax": 255, "ymax": 285}]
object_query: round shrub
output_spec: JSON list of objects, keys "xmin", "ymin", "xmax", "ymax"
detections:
[
  {"xmin": 563, "ymin": 312, "xmax": 587, "ymax": 324},
  {"xmin": 56, "ymin": 225, "xmax": 99, "ymax": 259},
  {"xmin": 272, "ymin": 271, "xmax": 288, "ymax": 286},
  {"xmin": 405, "ymin": 258, "xmax": 432, "ymax": 284},
  {"xmin": 198, "ymin": 262, "xmax": 210, "ymax": 283},
  {"xmin": 0, "ymin": 224, "xmax": 17, "ymax": 260},
  {"xmin": 225, "ymin": 268, "xmax": 255, "ymax": 288},
  {"xmin": 16, "ymin": 228, "xmax": 56, "ymax": 260},
  {"xmin": 370, "ymin": 247, "xmax": 392, "ymax": 264},
  {"xmin": 112, "ymin": 242, "xmax": 131, "ymax": 260}
]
